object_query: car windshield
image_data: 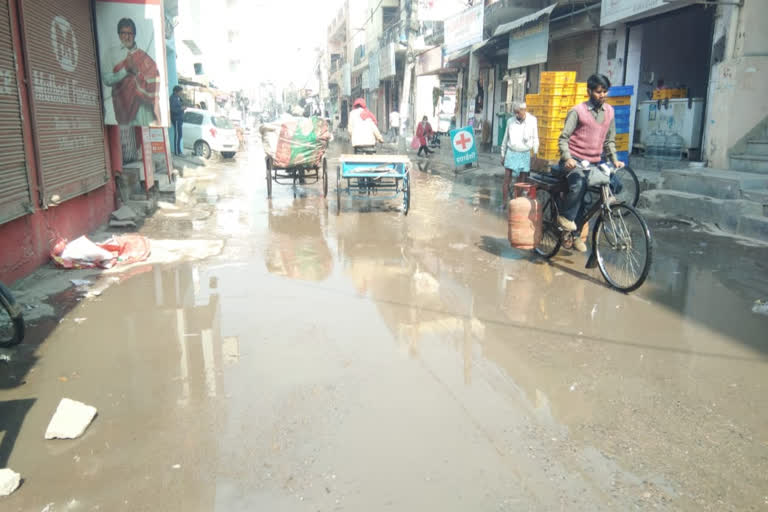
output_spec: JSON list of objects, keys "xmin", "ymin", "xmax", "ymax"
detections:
[{"xmin": 211, "ymin": 116, "xmax": 233, "ymax": 129}]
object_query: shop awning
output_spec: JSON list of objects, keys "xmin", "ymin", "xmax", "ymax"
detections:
[{"xmin": 492, "ymin": 3, "xmax": 557, "ymax": 38}]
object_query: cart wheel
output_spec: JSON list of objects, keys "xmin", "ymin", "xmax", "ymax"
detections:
[
  {"xmin": 322, "ymin": 158, "xmax": 328, "ymax": 198},
  {"xmin": 402, "ymin": 173, "xmax": 410, "ymax": 215},
  {"xmin": 265, "ymin": 157, "xmax": 272, "ymax": 198},
  {"xmin": 336, "ymin": 165, "xmax": 341, "ymax": 215}
]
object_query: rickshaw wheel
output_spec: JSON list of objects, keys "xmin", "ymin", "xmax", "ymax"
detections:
[
  {"xmin": 265, "ymin": 157, "xmax": 272, "ymax": 198},
  {"xmin": 322, "ymin": 158, "xmax": 328, "ymax": 198}
]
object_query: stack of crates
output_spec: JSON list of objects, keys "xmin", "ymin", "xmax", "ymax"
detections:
[
  {"xmin": 532, "ymin": 71, "xmax": 577, "ymax": 161},
  {"xmin": 605, "ymin": 85, "xmax": 633, "ymax": 165}
]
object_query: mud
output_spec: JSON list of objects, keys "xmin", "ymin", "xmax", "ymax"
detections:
[{"xmin": 1, "ymin": 139, "xmax": 767, "ymax": 511}]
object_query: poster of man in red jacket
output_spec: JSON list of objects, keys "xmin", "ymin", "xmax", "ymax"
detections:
[{"xmin": 95, "ymin": 0, "xmax": 168, "ymax": 127}]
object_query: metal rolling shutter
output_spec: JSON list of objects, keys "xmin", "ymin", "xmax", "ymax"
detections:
[
  {"xmin": 0, "ymin": 0, "xmax": 32, "ymax": 224},
  {"xmin": 20, "ymin": 0, "xmax": 107, "ymax": 207},
  {"xmin": 548, "ymin": 32, "xmax": 599, "ymax": 82}
]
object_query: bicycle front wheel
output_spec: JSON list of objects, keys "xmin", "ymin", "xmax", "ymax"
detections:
[{"xmin": 594, "ymin": 203, "xmax": 652, "ymax": 292}]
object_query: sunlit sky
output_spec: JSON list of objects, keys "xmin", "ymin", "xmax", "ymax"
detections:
[{"xmin": 232, "ymin": 0, "xmax": 343, "ymax": 90}]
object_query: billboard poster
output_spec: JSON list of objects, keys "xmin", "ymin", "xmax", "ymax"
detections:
[
  {"xmin": 444, "ymin": 4, "xmax": 484, "ymax": 55},
  {"xmin": 95, "ymin": 0, "xmax": 169, "ymax": 127}
]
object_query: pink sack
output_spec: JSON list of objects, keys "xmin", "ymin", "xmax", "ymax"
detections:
[{"xmin": 410, "ymin": 135, "xmax": 420, "ymax": 150}]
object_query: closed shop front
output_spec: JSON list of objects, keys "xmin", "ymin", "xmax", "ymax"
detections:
[
  {"xmin": 20, "ymin": 0, "xmax": 107, "ymax": 207},
  {"xmin": 547, "ymin": 31, "xmax": 599, "ymax": 82},
  {"xmin": 0, "ymin": 0, "xmax": 32, "ymax": 224}
]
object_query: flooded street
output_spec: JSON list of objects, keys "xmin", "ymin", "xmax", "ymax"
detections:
[{"xmin": 2, "ymin": 140, "xmax": 768, "ymax": 511}]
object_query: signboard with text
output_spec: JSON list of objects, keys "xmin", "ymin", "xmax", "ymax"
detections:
[
  {"xmin": 379, "ymin": 42, "xmax": 396, "ymax": 79},
  {"xmin": 600, "ymin": 0, "xmax": 693, "ymax": 26},
  {"xmin": 450, "ymin": 126, "xmax": 478, "ymax": 167},
  {"xmin": 507, "ymin": 16, "xmax": 550, "ymax": 69},
  {"xmin": 444, "ymin": 4, "xmax": 484, "ymax": 55},
  {"xmin": 416, "ymin": 46, "xmax": 443, "ymax": 76}
]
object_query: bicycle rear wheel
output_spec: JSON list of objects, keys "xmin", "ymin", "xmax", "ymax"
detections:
[
  {"xmin": 594, "ymin": 203, "xmax": 652, "ymax": 292},
  {"xmin": 533, "ymin": 189, "xmax": 561, "ymax": 259},
  {"xmin": 0, "ymin": 282, "xmax": 24, "ymax": 348}
]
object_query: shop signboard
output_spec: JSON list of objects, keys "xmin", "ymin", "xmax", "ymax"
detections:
[
  {"xmin": 342, "ymin": 62, "xmax": 351, "ymax": 96},
  {"xmin": 94, "ymin": 0, "xmax": 170, "ymax": 127},
  {"xmin": 600, "ymin": 0, "xmax": 694, "ymax": 26},
  {"xmin": 418, "ymin": 0, "xmax": 466, "ymax": 22},
  {"xmin": 380, "ymin": 42, "xmax": 396, "ymax": 79},
  {"xmin": 503, "ymin": 4, "xmax": 556, "ymax": 70},
  {"xmin": 450, "ymin": 126, "xmax": 478, "ymax": 167},
  {"xmin": 416, "ymin": 46, "xmax": 443, "ymax": 76},
  {"xmin": 368, "ymin": 50, "xmax": 380, "ymax": 88},
  {"xmin": 444, "ymin": 4, "xmax": 484, "ymax": 55}
]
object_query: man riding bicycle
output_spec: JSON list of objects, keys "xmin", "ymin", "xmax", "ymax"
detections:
[
  {"xmin": 348, "ymin": 98, "xmax": 383, "ymax": 154},
  {"xmin": 557, "ymin": 73, "xmax": 624, "ymax": 252}
]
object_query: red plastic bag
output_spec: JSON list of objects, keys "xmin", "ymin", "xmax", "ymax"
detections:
[
  {"xmin": 51, "ymin": 234, "xmax": 151, "ymax": 269},
  {"xmin": 410, "ymin": 135, "xmax": 420, "ymax": 150}
]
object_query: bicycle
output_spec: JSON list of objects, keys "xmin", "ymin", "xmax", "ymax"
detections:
[
  {"xmin": 0, "ymin": 282, "xmax": 25, "ymax": 348},
  {"xmin": 528, "ymin": 162, "xmax": 653, "ymax": 292},
  {"xmin": 508, "ymin": 163, "xmax": 639, "ymax": 211}
]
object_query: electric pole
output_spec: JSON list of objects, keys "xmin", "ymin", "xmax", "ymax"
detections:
[{"xmin": 398, "ymin": 0, "xmax": 418, "ymax": 148}]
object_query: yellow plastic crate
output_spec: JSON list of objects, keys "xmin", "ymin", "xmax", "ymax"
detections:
[
  {"xmin": 537, "ymin": 116, "xmax": 565, "ymax": 130},
  {"xmin": 538, "ymin": 148, "xmax": 561, "ymax": 161},
  {"xmin": 616, "ymin": 133, "xmax": 629, "ymax": 151},
  {"xmin": 540, "ymin": 95, "xmax": 575, "ymax": 108},
  {"xmin": 539, "ymin": 83, "xmax": 573, "ymax": 96},
  {"xmin": 606, "ymin": 96, "xmax": 631, "ymax": 106},
  {"xmin": 539, "ymin": 125, "xmax": 563, "ymax": 139},
  {"xmin": 538, "ymin": 105, "xmax": 570, "ymax": 118},
  {"xmin": 525, "ymin": 94, "xmax": 541, "ymax": 106},
  {"xmin": 574, "ymin": 82, "xmax": 587, "ymax": 95},
  {"xmin": 540, "ymin": 71, "xmax": 577, "ymax": 84}
]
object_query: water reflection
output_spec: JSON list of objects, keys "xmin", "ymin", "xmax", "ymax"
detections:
[{"xmin": 264, "ymin": 198, "xmax": 333, "ymax": 281}]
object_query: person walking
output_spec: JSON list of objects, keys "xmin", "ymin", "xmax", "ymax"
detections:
[
  {"xmin": 389, "ymin": 110, "xmax": 400, "ymax": 141},
  {"xmin": 500, "ymin": 102, "xmax": 538, "ymax": 206},
  {"xmin": 170, "ymin": 85, "xmax": 185, "ymax": 155},
  {"xmin": 416, "ymin": 116, "xmax": 434, "ymax": 157}
]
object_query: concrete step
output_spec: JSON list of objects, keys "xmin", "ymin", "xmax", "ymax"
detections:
[
  {"xmin": 638, "ymin": 189, "xmax": 763, "ymax": 233},
  {"xmin": 730, "ymin": 153, "xmax": 768, "ymax": 173},
  {"xmin": 742, "ymin": 189, "xmax": 768, "ymax": 206},
  {"xmin": 659, "ymin": 168, "xmax": 768, "ymax": 199},
  {"xmin": 737, "ymin": 215, "xmax": 768, "ymax": 241},
  {"xmin": 745, "ymin": 138, "xmax": 768, "ymax": 156}
]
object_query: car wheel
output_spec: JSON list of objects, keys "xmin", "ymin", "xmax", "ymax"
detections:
[{"xmin": 194, "ymin": 140, "xmax": 212, "ymax": 159}]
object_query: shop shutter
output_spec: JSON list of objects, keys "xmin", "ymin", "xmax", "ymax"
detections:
[
  {"xmin": 0, "ymin": 0, "xmax": 33, "ymax": 224},
  {"xmin": 20, "ymin": 0, "xmax": 107, "ymax": 207},
  {"xmin": 548, "ymin": 32, "xmax": 599, "ymax": 82}
]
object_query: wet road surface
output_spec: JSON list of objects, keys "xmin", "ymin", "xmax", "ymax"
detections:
[{"xmin": 1, "ymin": 139, "xmax": 768, "ymax": 511}]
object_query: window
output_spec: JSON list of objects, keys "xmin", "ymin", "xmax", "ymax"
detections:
[
  {"xmin": 212, "ymin": 117, "xmax": 233, "ymax": 129},
  {"xmin": 183, "ymin": 112, "xmax": 204, "ymax": 125}
]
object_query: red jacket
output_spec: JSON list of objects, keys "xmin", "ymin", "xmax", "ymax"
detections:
[{"xmin": 416, "ymin": 121, "xmax": 433, "ymax": 146}]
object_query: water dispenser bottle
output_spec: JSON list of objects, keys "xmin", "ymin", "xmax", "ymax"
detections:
[
  {"xmin": 665, "ymin": 132, "xmax": 684, "ymax": 161},
  {"xmin": 645, "ymin": 130, "xmax": 664, "ymax": 160}
]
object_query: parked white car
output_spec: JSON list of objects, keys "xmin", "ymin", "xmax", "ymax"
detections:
[{"xmin": 182, "ymin": 109, "xmax": 239, "ymax": 159}]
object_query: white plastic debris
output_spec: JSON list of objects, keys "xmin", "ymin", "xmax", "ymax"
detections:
[
  {"xmin": 752, "ymin": 300, "xmax": 768, "ymax": 316},
  {"xmin": 70, "ymin": 279, "xmax": 91, "ymax": 287},
  {"xmin": 0, "ymin": 468, "xmax": 21, "ymax": 496},
  {"xmin": 73, "ymin": 318, "xmax": 87, "ymax": 324},
  {"xmin": 45, "ymin": 398, "xmax": 98, "ymax": 440},
  {"xmin": 590, "ymin": 304, "xmax": 598, "ymax": 319}
]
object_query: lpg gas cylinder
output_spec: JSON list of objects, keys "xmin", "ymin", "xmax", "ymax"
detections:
[{"xmin": 508, "ymin": 183, "xmax": 541, "ymax": 250}]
